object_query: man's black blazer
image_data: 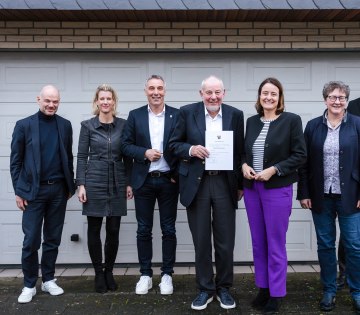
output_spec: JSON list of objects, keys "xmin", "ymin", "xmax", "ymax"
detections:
[
  {"xmin": 10, "ymin": 112, "xmax": 75, "ymax": 201},
  {"xmin": 169, "ymin": 101, "xmax": 244, "ymax": 209},
  {"xmin": 347, "ymin": 97, "xmax": 360, "ymax": 116},
  {"xmin": 120, "ymin": 104, "xmax": 179, "ymax": 190}
]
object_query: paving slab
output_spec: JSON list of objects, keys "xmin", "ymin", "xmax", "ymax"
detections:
[
  {"xmin": 0, "ymin": 269, "xmax": 22, "ymax": 278},
  {"xmin": 292, "ymin": 264, "xmax": 317, "ymax": 273},
  {"xmin": 61, "ymin": 268, "xmax": 86, "ymax": 277},
  {"xmin": 233, "ymin": 265, "xmax": 253, "ymax": 274},
  {"xmin": 311, "ymin": 264, "xmax": 321, "ymax": 272}
]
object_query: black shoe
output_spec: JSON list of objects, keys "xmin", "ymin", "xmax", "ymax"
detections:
[
  {"xmin": 319, "ymin": 293, "xmax": 335, "ymax": 312},
  {"xmin": 353, "ymin": 297, "xmax": 360, "ymax": 313},
  {"xmin": 94, "ymin": 272, "xmax": 107, "ymax": 294},
  {"xmin": 336, "ymin": 274, "xmax": 346, "ymax": 290},
  {"xmin": 104, "ymin": 270, "xmax": 118, "ymax": 291},
  {"xmin": 251, "ymin": 288, "xmax": 270, "ymax": 309},
  {"xmin": 191, "ymin": 292, "xmax": 214, "ymax": 311},
  {"xmin": 263, "ymin": 297, "xmax": 282, "ymax": 314},
  {"xmin": 216, "ymin": 289, "xmax": 236, "ymax": 309}
]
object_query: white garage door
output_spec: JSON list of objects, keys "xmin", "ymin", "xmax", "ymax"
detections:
[{"xmin": 1, "ymin": 51, "xmax": 360, "ymax": 264}]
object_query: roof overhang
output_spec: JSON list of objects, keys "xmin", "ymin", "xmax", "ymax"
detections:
[{"xmin": 0, "ymin": 0, "xmax": 359, "ymax": 21}]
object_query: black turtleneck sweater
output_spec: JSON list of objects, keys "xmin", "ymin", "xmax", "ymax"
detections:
[{"xmin": 38, "ymin": 110, "xmax": 64, "ymax": 182}]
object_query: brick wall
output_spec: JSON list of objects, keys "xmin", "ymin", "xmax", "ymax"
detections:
[{"xmin": 0, "ymin": 21, "xmax": 359, "ymax": 50}]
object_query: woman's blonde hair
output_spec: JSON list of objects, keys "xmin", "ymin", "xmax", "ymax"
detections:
[{"xmin": 92, "ymin": 84, "xmax": 118, "ymax": 116}]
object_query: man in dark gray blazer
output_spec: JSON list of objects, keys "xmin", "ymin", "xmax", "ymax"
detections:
[
  {"xmin": 121, "ymin": 75, "xmax": 179, "ymax": 296},
  {"xmin": 169, "ymin": 76, "xmax": 244, "ymax": 311},
  {"xmin": 336, "ymin": 95, "xmax": 360, "ymax": 289},
  {"xmin": 10, "ymin": 85, "xmax": 75, "ymax": 303},
  {"xmin": 347, "ymin": 96, "xmax": 360, "ymax": 116}
]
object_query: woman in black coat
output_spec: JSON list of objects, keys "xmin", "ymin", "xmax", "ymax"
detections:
[{"xmin": 76, "ymin": 84, "xmax": 133, "ymax": 293}]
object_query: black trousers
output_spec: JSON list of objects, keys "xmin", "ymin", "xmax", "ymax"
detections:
[
  {"xmin": 87, "ymin": 216, "xmax": 121, "ymax": 273},
  {"xmin": 187, "ymin": 173, "xmax": 235, "ymax": 294}
]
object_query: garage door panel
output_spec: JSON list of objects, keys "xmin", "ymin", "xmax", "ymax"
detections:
[
  {"xmin": 234, "ymin": 210, "xmax": 253, "ymax": 262},
  {"xmin": 0, "ymin": 157, "xmax": 16, "ymax": 211},
  {"xmin": 57, "ymin": 211, "xmax": 139, "ymax": 263},
  {"xmin": 247, "ymin": 61, "xmax": 312, "ymax": 90},
  {"xmin": 81, "ymin": 61, "xmax": 148, "ymax": 91},
  {"xmin": 0, "ymin": 62, "xmax": 66, "ymax": 91},
  {"xmin": 0, "ymin": 211, "xmax": 22, "ymax": 264},
  {"xmin": 286, "ymin": 103, "xmax": 324, "ymax": 127},
  {"xmin": 175, "ymin": 209, "xmax": 195, "ymax": 262},
  {"xmin": 118, "ymin": 213, "xmax": 138, "ymax": 263},
  {"xmin": 164, "ymin": 60, "xmax": 231, "ymax": 89},
  {"xmin": 286, "ymin": 210, "xmax": 317, "ymax": 261},
  {"xmin": 328, "ymin": 61, "xmax": 360, "ymax": 90}
]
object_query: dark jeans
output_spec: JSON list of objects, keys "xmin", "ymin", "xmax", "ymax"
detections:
[
  {"xmin": 87, "ymin": 216, "xmax": 121, "ymax": 273},
  {"xmin": 22, "ymin": 181, "xmax": 67, "ymax": 288},
  {"xmin": 312, "ymin": 195, "xmax": 360, "ymax": 298},
  {"xmin": 134, "ymin": 175, "xmax": 178, "ymax": 277}
]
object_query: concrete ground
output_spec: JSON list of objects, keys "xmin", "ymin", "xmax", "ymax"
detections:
[{"xmin": 0, "ymin": 264, "xmax": 357, "ymax": 315}]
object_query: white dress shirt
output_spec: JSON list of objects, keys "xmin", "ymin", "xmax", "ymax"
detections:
[{"xmin": 148, "ymin": 105, "xmax": 170, "ymax": 172}]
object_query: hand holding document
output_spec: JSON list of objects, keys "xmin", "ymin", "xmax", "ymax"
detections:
[{"xmin": 205, "ymin": 130, "xmax": 233, "ymax": 170}]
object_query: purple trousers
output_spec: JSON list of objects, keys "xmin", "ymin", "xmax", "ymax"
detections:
[{"xmin": 244, "ymin": 181, "xmax": 292, "ymax": 297}]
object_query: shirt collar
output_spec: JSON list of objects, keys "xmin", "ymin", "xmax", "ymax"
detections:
[
  {"xmin": 322, "ymin": 109, "xmax": 348, "ymax": 126},
  {"xmin": 204, "ymin": 104, "xmax": 222, "ymax": 119},
  {"xmin": 148, "ymin": 104, "xmax": 165, "ymax": 117}
]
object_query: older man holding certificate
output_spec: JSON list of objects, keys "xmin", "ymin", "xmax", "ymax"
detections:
[{"xmin": 169, "ymin": 75, "xmax": 244, "ymax": 311}]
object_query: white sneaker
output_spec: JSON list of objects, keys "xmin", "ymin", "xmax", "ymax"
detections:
[
  {"xmin": 159, "ymin": 274, "xmax": 173, "ymax": 295},
  {"xmin": 18, "ymin": 287, "xmax": 36, "ymax": 303},
  {"xmin": 41, "ymin": 279, "xmax": 64, "ymax": 296},
  {"xmin": 135, "ymin": 275, "xmax": 152, "ymax": 295}
]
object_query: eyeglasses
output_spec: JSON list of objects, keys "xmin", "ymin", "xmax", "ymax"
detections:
[{"xmin": 327, "ymin": 95, "xmax": 347, "ymax": 103}]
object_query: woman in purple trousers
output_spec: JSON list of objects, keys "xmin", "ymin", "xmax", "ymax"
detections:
[{"xmin": 242, "ymin": 77, "xmax": 306, "ymax": 314}]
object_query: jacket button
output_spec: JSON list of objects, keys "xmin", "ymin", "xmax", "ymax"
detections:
[
  {"xmin": 340, "ymin": 151, "xmax": 343, "ymax": 154},
  {"xmin": 265, "ymin": 143, "xmax": 269, "ymax": 147},
  {"xmin": 202, "ymin": 161, "xmax": 205, "ymax": 164},
  {"xmin": 264, "ymin": 159, "xmax": 268, "ymax": 163},
  {"xmin": 341, "ymin": 182, "xmax": 344, "ymax": 186},
  {"xmin": 197, "ymin": 177, "xmax": 201, "ymax": 180}
]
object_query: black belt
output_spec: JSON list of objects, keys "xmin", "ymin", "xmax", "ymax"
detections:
[
  {"xmin": 40, "ymin": 179, "xmax": 64, "ymax": 185},
  {"xmin": 148, "ymin": 171, "xmax": 170, "ymax": 178},
  {"xmin": 205, "ymin": 170, "xmax": 221, "ymax": 176}
]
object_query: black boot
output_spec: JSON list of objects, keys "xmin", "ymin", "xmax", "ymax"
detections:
[
  {"xmin": 104, "ymin": 220, "xmax": 120, "ymax": 291},
  {"xmin": 263, "ymin": 297, "xmax": 282, "ymax": 314},
  {"xmin": 251, "ymin": 288, "xmax": 270, "ymax": 309},
  {"xmin": 95, "ymin": 271, "xmax": 107, "ymax": 294},
  {"xmin": 104, "ymin": 269, "xmax": 118, "ymax": 291}
]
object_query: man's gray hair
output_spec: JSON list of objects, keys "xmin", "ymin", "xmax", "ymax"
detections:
[
  {"xmin": 145, "ymin": 74, "xmax": 166, "ymax": 88},
  {"xmin": 200, "ymin": 75, "xmax": 224, "ymax": 90}
]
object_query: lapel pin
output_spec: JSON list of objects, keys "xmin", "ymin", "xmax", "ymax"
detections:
[{"xmin": 170, "ymin": 115, "xmax": 172, "ymax": 118}]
